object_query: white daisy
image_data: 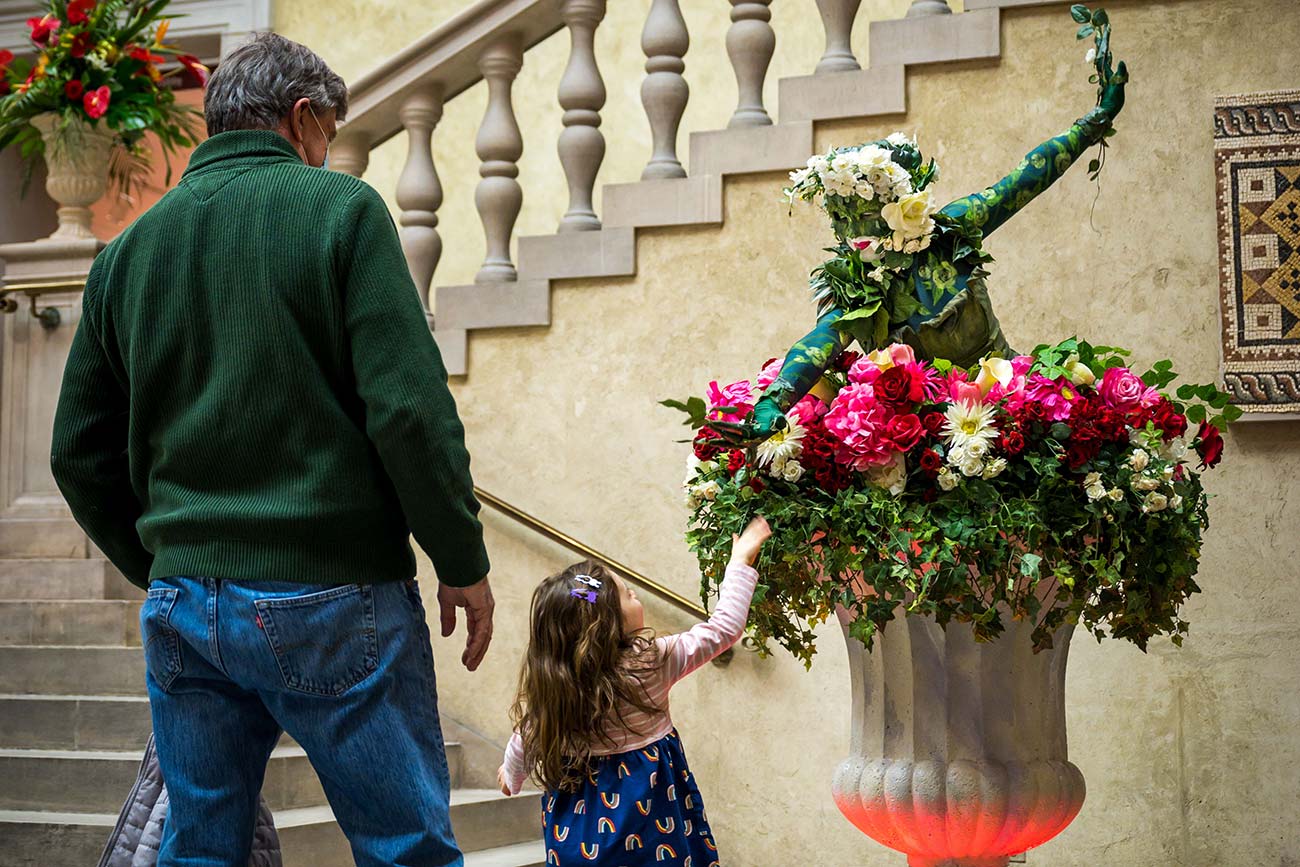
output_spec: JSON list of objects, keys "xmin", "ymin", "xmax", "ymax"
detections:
[
  {"xmin": 943, "ymin": 401, "xmax": 1000, "ymax": 453},
  {"xmin": 755, "ymin": 416, "xmax": 806, "ymax": 468}
]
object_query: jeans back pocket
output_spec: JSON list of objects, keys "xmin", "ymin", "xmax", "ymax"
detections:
[
  {"xmin": 255, "ymin": 584, "xmax": 379, "ymax": 697},
  {"xmin": 141, "ymin": 586, "xmax": 183, "ymax": 693}
]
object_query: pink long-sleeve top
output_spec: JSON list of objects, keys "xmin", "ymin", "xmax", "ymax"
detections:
[{"xmin": 501, "ymin": 562, "xmax": 759, "ymax": 795}]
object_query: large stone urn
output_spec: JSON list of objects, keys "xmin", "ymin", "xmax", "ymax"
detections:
[
  {"xmin": 831, "ymin": 611, "xmax": 1085, "ymax": 867},
  {"xmin": 30, "ymin": 112, "xmax": 116, "ymax": 242}
]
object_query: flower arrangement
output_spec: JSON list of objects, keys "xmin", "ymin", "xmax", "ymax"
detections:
[
  {"xmin": 784, "ymin": 133, "xmax": 992, "ymax": 348},
  {"xmin": 667, "ymin": 340, "xmax": 1238, "ymax": 667},
  {"xmin": 0, "ymin": 0, "xmax": 206, "ymax": 190}
]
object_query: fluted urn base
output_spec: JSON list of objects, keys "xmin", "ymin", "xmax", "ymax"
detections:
[
  {"xmin": 31, "ymin": 113, "xmax": 115, "ymax": 242},
  {"xmin": 833, "ymin": 611, "xmax": 1084, "ymax": 864}
]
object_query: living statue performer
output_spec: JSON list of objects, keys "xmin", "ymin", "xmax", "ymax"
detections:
[{"xmin": 723, "ymin": 52, "xmax": 1129, "ymax": 443}]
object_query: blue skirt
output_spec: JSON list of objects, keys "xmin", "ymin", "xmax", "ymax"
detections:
[{"xmin": 542, "ymin": 729, "xmax": 719, "ymax": 866}]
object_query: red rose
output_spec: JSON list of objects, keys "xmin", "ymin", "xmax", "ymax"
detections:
[
  {"xmin": 1063, "ymin": 440, "xmax": 1095, "ymax": 470},
  {"xmin": 0, "ymin": 49, "xmax": 13, "ymax": 70},
  {"xmin": 1001, "ymin": 429, "xmax": 1026, "ymax": 455},
  {"xmin": 874, "ymin": 366, "xmax": 923, "ymax": 410},
  {"xmin": 748, "ymin": 476, "xmax": 766, "ymax": 494},
  {"xmin": 64, "ymin": 79, "xmax": 84, "ymax": 100},
  {"xmin": 834, "ymin": 350, "xmax": 863, "ymax": 373},
  {"xmin": 922, "ymin": 487, "xmax": 938, "ymax": 503},
  {"xmin": 692, "ymin": 427, "xmax": 722, "ymax": 461},
  {"xmin": 1195, "ymin": 422, "xmax": 1223, "ymax": 469},
  {"xmin": 726, "ymin": 450, "xmax": 745, "ymax": 475},
  {"xmin": 1152, "ymin": 399, "xmax": 1188, "ymax": 441},
  {"xmin": 66, "ymin": 0, "xmax": 96, "ymax": 25},
  {"xmin": 886, "ymin": 413, "xmax": 924, "ymax": 451},
  {"xmin": 27, "ymin": 15, "xmax": 59, "ymax": 45},
  {"xmin": 70, "ymin": 31, "xmax": 94, "ymax": 58},
  {"xmin": 919, "ymin": 449, "xmax": 942, "ymax": 477},
  {"xmin": 921, "ymin": 411, "xmax": 946, "ymax": 438},
  {"xmin": 83, "ymin": 85, "xmax": 110, "ymax": 119}
]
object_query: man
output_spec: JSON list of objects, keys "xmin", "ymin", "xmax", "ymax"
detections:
[{"xmin": 50, "ymin": 33, "xmax": 493, "ymax": 867}]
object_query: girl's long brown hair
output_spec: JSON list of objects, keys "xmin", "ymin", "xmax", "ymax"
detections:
[{"xmin": 510, "ymin": 561, "xmax": 663, "ymax": 792}]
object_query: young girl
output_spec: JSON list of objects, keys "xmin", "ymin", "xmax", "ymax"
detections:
[{"xmin": 498, "ymin": 516, "xmax": 771, "ymax": 866}]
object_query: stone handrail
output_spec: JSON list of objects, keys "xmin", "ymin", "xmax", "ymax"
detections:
[{"xmin": 334, "ymin": 0, "xmax": 1075, "ymax": 375}]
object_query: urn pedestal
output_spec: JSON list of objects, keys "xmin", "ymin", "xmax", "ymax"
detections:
[{"xmin": 832, "ymin": 613, "xmax": 1085, "ymax": 866}]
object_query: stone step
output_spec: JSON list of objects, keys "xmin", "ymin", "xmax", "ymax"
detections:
[
  {"xmin": 0, "ymin": 694, "xmax": 153, "ymax": 751},
  {"xmin": 276, "ymin": 790, "xmax": 540, "ymax": 860},
  {"xmin": 0, "ymin": 793, "xmax": 541, "ymax": 866},
  {"xmin": 0, "ymin": 558, "xmax": 132, "ymax": 601},
  {"xmin": 0, "ymin": 600, "xmax": 141, "ymax": 647},
  {"xmin": 0, "ymin": 519, "xmax": 89, "ymax": 560},
  {"xmin": 0, "ymin": 646, "xmax": 145, "ymax": 695},
  {"xmin": 0, "ymin": 745, "xmax": 330, "ymax": 814}
]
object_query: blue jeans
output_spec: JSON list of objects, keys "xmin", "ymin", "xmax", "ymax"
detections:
[{"xmin": 140, "ymin": 576, "xmax": 462, "ymax": 867}]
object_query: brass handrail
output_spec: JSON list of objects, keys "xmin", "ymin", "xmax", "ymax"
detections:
[{"xmin": 474, "ymin": 487, "xmax": 708, "ymax": 620}]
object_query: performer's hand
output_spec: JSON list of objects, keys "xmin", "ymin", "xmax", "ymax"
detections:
[
  {"xmin": 1098, "ymin": 59, "xmax": 1128, "ymax": 122},
  {"xmin": 707, "ymin": 398, "xmax": 787, "ymax": 447},
  {"xmin": 730, "ymin": 516, "xmax": 773, "ymax": 567}
]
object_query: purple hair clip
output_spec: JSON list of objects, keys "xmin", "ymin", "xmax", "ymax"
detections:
[{"xmin": 570, "ymin": 573, "xmax": 602, "ymax": 604}]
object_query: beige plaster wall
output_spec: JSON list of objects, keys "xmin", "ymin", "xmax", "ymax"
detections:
[{"xmin": 282, "ymin": 1, "xmax": 1298, "ymax": 865}]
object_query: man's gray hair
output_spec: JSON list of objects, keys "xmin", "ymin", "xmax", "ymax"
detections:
[{"xmin": 204, "ymin": 33, "xmax": 348, "ymax": 136}]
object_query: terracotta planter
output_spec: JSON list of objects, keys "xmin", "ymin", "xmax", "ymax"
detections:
[
  {"xmin": 831, "ymin": 610, "xmax": 1085, "ymax": 866},
  {"xmin": 31, "ymin": 112, "xmax": 116, "ymax": 241}
]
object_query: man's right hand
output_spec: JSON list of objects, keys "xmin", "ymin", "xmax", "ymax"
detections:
[{"xmin": 437, "ymin": 576, "xmax": 495, "ymax": 671}]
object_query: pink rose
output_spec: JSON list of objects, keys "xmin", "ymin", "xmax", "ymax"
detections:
[
  {"xmin": 790, "ymin": 394, "xmax": 828, "ymax": 426},
  {"xmin": 1099, "ymin": 367, "xmax": 1158, "ymax": 411},
  {"xmin": 1019, "ymin": 375, "xmax": 1075, "ymax": 422}
]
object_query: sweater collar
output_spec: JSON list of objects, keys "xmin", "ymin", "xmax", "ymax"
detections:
[{"xmin": 183, "ymin": 130, "xmax": 304, "ymax": 176}]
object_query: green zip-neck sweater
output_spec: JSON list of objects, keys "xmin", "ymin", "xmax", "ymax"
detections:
[{"xmin": 51, "ymin": 130, "xmax": 488, "ymax": 589}]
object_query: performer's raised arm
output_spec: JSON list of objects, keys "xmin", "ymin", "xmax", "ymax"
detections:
[
  {"xmin": 941, "ymin": 61, "xmax": 1127, "ymax": 238},
  {"xmin": 748, "ymin": 309, "xmax": 849, "ymax": 436}
]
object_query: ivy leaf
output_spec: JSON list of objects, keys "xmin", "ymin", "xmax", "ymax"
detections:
[{"xmin": 1020, "ymin": 552, "xmax": 1043, "ymax": 579}]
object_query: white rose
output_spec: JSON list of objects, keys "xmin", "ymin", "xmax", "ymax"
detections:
[
  {"xmin": 886, "ymin": 132, "xmax": 914, "ymax": 147},
  {"xmin": 867, "ymin": 454, "xmax": 908, "ymax": 496},
  {"xmin": 685, "ymin": 490, "xmax": 700, "ymax": 509},
  {"xmin": 960, "ymin": 456, "xmax": 985, "ymax": 478},
  {"xmin": 937, "ymin": 468, "xmax": 958, "ymax": 491},
  {"xmin": 1160, "ymin": 439, "xmax": 1189, "ymax": 462},
  {"xmin": 1131, "ymin": 475, "xmax": 1160, "ymax": 492},
  {"xmin": 1169, "ymin": 494, "xmax": 1184, "ymax": 510},
  {"xmin": 782, "ymin": 460, "xmax": 805, "ymax": 483},
  {"xmin": 1083, "ymin": 472, "xmax": 1102, "ymax": 488},
  {"xmin": 1063, "ymin": 353, "xmax": 1096, "ymax": 386},
  {"xmin": 1142, "ymin": 492, "xmax": 1168, "ymax": 513},
  {"xmin": 982, "ymin": 458, "xmax": 1008, "ymax": 480},
  {"xmin": 851, "ymin": 145, "xmax": 891, "ymax": 170},
  {"xmin": 881, "ymin": 189, "xmax": 938, "ymax": 242},
  {"xmin": 869, "ymin": 266, "xmax": 887, "ymax": 282},
  {"xmin": 965, "ymin": 439, "xmax": 989, "ymax": 460},
  {"xmin": 699, "ymin": 460, "xmax": 718, "ymax": 474},
  {"xmin": 1086, "ymin": 483, "xmax": 1108, "ymax": 501},
  {"xmin": 948, "ymin": 445, "xmax": 968, "ymax": 466},
  {"xmin": 903, "ymin": 238, "xmax": 923, "ymax": 254},
  {"xmin": 1108, "ymin": 488, "xmax": 1125, "ymax": 502},
  {"xmin": 1128, "ymin": 449, "xmax": 1150, "ymax": 471},
  {"xmin": 1085, "ymin": 47, "xmax": 1097, "ymax": 64},
  {"xmin": 1161, "ymin": 465, "xmax": 1175, "ymax": 482},
  {"xmin": 768, "ymin": 455, "xmax": 787, "ymax": 478}
]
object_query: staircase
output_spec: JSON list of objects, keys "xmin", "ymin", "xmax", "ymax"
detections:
[
  {"xmin": 0, "ymin": 544, "xmax": 544, "ymax": 867},
  {"xmin": 327, "ymin": 0, "xmax": 1053, "ymax": 377}
]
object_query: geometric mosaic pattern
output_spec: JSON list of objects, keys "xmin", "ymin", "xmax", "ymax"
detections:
[{"xmin": 1215, "ymin": 89, "xmax": 1300, "ymax": 415}]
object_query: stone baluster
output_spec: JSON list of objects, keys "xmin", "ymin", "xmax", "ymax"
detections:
[
  {"xmin": 557, "ymin": 0, "xmax": 607, "ymax": 232},
  {"xmin": 396, "ymin": 88, "xmax": 445, "ymax": 310},
  {"xmin": 639, "ymin": 0, "xmax": 690, "ymax": 180},
  {"xmin": 906, "ymin": 0, "xmax": 953, "ymax": 16},
  {"xmin": 328, "ymin": 131, "xmax": 370, "ymax": 178},
  {"xmin": 815, "ymin": 0, "xmax": 861, "ymax": 74},
  {"xmin": 474, "ymin": 37, "xmax": 525, "ymax": 283},
  {"xmin": 725, "ymin": 0, "xmax": 775, "ymax": 128}
]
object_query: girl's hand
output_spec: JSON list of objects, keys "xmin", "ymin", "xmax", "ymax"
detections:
[
  {"xmin": 730, "ymin": 516, "xmax": 772, "ymax": 567},
  {"xmin": 497, "ymin": 765, "xmax": 511, "ymax": 797}
]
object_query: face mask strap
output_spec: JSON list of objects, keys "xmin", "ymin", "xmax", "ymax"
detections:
[{"xmin": 306, "ymin": 104, "xmax": 330, "ymax": 169}]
